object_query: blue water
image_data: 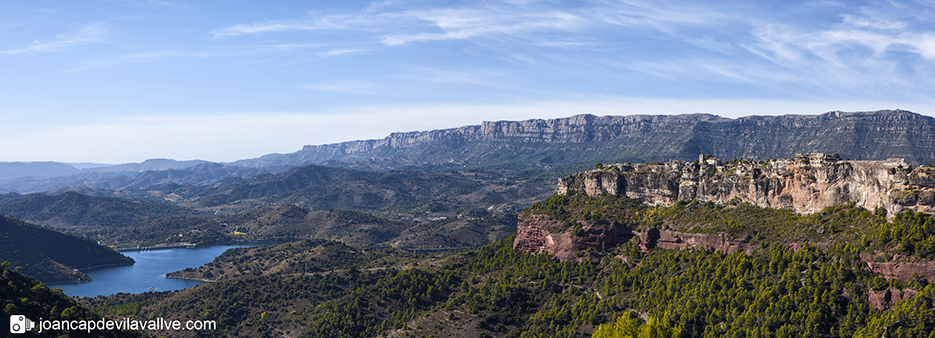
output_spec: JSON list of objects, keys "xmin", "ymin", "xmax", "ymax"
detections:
[{"xmin": 54, "ymin": 245, "xmax": 250, "ymax": 298}]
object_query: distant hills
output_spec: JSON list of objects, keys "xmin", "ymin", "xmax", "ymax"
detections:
[
  {"xmin": 0, "ymin": 191, "xmax": 195, "ymax": 230},
  {"xmin": 0, "ymin": 164, "xmax": 544, "ymax": 248},
  {"xmin": 0, "ymin": 161, "xmax": 82, "ymax": 180},
  {"xmin": 0, "ymin": 163, "xmax": 286, "ymax": 194},
  {"xmin": 0, "ymin": 158, "xmax": 220, "ymax": 193},
  {"xmin": 0, "ymin": 158, "xmax": 211, "ymax": 180}
]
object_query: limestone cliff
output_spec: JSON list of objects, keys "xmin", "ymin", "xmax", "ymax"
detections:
[
  {"xmin": 559, "ymin": 152, "xmax": 935, "ymax": 216},
  {"xmin": 232, "ymin": 110, "xmax": 935, "ymax": 170}
]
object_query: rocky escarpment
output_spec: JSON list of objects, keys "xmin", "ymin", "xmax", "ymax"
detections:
[
  {"xmin": 513, "ymin": 215, "xmax": 634, "ymax": 262},
  {"xmin": 560, "ymin": 152, "xmax": 935, "ymax": 216},
  {"xmin": 232, "ymin": 110, "xmax": 935, "ymax": 170},
  {"xmin": 512, "ymin": 215, "xmax": 747, "ymax": 261}
]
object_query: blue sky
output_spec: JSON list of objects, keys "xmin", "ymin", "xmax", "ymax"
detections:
[{"xmin": 2, "ymin": 0, "xmax": 934, "ymax": 163}]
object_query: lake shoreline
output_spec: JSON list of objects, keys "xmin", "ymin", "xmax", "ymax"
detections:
[
  {"xmin": 115, "ymin": 239, "xmax": 290, "ymax": 252},
  {"xmin": 55, "ymin": 244, "xmax": 255, "ymax": 297}
]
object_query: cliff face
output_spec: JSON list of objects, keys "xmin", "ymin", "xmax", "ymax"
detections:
[
  {"xmin": 638, "ymin": 229, "xmax": 750, "ymax": 254},
  {"xmin": 232, "ymin": 110, "xmax": 935, "ymax": 170},
  {"xmin": 512, "ymin": 215, "xmax": 634, "ymax": 262},
  {"xmin": 511, "ymin": 215, "xmax": 747, "ymax": 262},
  {"xmin": 559, "ymin": 152, "xmax": 935, "ymax": 216}
]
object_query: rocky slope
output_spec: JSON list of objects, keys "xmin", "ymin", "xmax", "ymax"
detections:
[
  {"xmin": 559, "ymin": 151, "xmax": 935, "ymax": 216},
  {"xmin": 232, "ymin": 110, "xmax": 935, "ymax": 170}
]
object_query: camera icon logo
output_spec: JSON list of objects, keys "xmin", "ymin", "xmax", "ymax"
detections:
[{"xmin": 10, "ymin": 315, "xmax": 36, "ymax": 334}]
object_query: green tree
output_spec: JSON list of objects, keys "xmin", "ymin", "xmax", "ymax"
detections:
[{"xmin": 592, "ymin": 315, "xmax": 681, "ymax": 338}]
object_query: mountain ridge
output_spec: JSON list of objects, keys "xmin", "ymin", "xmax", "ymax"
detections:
[
  {"xmin": 3, "ymin": 109, "xmax": 935, "ymax": 194},
  {"xmin": 231, "ymin": 109, "xmax": 935, "ymax": 170}
]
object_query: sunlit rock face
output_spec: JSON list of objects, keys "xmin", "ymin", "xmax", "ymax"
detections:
[
  {"xmin": 559, "ymin": 152, "xmax": 935, "ymax": 217},
  {"xmin": 233, "ymin": 110, "xmax": 935, "ymax": 172}
]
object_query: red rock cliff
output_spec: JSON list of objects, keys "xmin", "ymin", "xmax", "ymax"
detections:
[
  {"xmin": 512, "ymin": 214, "xmax": 634, "ymax": 262},
  {"xmin": 638, "ymin": 228, "xmax": 750, "ymax": 254}
]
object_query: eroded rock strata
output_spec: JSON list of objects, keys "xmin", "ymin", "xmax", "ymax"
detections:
[
  {"xmin": 511, "ymin": 216, "xmax": 746, "ymax": 261},
  {"xmin": 638, "ymin": 229, "xmax": 750, "ymax": 254},
  {"xmin": 234, "ymin": 110, "xmax": 935, "ymax": 171},
  {"xmin": 513, "ymin": 215, "xmax": 634, "ymax": 262},
  {"xmin": 559, "ymin": 152, "xmax": 935, "ymax": 216}
]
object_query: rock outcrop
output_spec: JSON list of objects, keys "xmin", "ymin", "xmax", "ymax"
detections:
[
  {"xmin": 559, "ymin": 151, "xmax": 935, "ymax": 216},
  {"xmin": 860, "ymin": 253, "xmax": 935, "ymax": 282},
  {"xmin": 638, "ymin": 229, "xmax": 750, "ymax": 254},
  {"xmin": 864, "ymin": 260, "xmax": 935, "ymax": 282},
  {"xmin": 868, "ymin": 287, "xmax": 917, "ymax": 311},
  {"xmin": 512, "ymin": 215, "xmax": 747, "ymax": 261},
  {"xmin": 512, "ymin": 215, "xmax": 634, "ymax": 262}
]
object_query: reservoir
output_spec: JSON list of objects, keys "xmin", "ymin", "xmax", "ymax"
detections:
[{"xmin": 55, "ymin": 245, "xmax": 251, "ymax": 298}]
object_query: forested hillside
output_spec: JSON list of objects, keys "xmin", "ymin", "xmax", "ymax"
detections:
[
  {"xmin": 0, "ymin": 215, "xmax": 133, "ymax": 283},
  {"xmin": 81, "ymin": 236, "xmax": 935, "ymax": 337},
  {"xmin": 152, "ymin": 164, "xmax": 553, "ymax": 214},
  {"xmin": 8, "ymin": 110, "xmax": 935, "ymax": 336},
  {"xmin": 80, "ymin": 193, "xmax": 935, "ymax": 337},
  {"xmin": 0, "ymin": 191, "xmax": 195, "ymax": 229},
  {"xmin": 0, "ymin": 262, "xmax": 146, "ymax": 337}
]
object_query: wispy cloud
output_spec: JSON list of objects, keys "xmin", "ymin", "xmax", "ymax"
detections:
[
  {"xmin": 378, "ymin": 7, "xmax": 587, "ymax": 46},
  {"xmin": 304, "ymin": 80, "xmax": 378, "ymax": 94},
  {"xmin": 209, "ymin": 3, "xmax": 613, "ymax": 45},
  {"xmin": 739, "ymin": 2, "xmax": 935, "ymax": 95},
  {"xmin": 209, "ymin": 12, "xmax": 367, "ymax": 37},
  {"xmin": 0, "ymin": 23, "xmax": 107, "ymax": 55},
  {"xmin": 208, "ymin": 1, "xmax": 751, "ymax": 55},
  {"xmin": 205, "ymin": 1, "xmax": 935, "ymax": 99},
  {"xmin": 314, "ymin": 48, "xmax": 369, "ymax": 56}
]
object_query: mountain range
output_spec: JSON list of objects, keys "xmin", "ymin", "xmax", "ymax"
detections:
[
  {"xmin": 3, "ymin": 109, "xmax": 935, "ymax": 194},
  {"xmin": 232, "ymin": 109, "xmax": 935, "ymax": 170}
]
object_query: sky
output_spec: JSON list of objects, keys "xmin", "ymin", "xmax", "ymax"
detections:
[{"xmin": 2, "ymin": 0, "xmax": 935, "ymax": 164}]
